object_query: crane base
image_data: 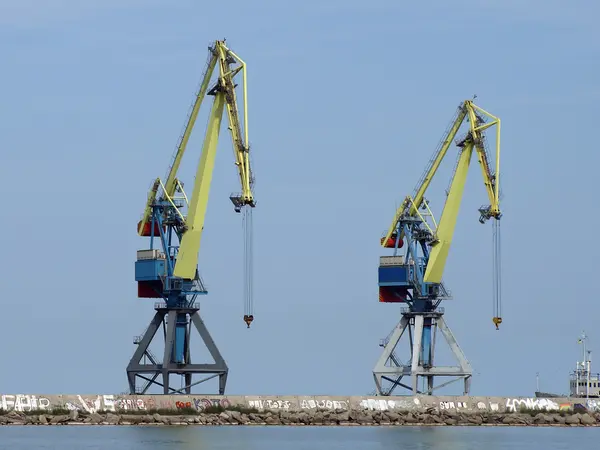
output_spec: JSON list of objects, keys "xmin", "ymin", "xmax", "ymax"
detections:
[
  {"xmin": 373, "ymin": 309, "xmax": 472, "ymax": 396},
  {"xmin": 126, "ymin": 304, "xmax": 228, "ymax": 395}
]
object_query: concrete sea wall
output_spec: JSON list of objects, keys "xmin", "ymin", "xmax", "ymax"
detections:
[
  {"xmin": 2, "ymin": 394, "xmax": 600, "ymax": 426},
  {"xmin": 1, "ymin": 394, "xmax": 599, "ymax": 414}
]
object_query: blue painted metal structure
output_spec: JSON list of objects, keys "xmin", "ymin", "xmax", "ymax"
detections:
[
  {"xmin": 134, "ymin": 196, "xmax": 208, "ymax": 364},
  {"xmin": 127, "ymin": 183, "xmax": 230, "ymax": 395},
  {"xmin": 378, "ymin": 213, "xmax": 451, "ymax": 366}
]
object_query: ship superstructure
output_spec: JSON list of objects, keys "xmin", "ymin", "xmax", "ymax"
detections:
[{"xmin": 569, "ymin": 331, "xmax": 600, "ymax": 398}]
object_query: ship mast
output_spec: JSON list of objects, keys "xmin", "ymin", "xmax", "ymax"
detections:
[{"xmin": 577, "ymin": 331, "xmax": 591, "ymax": 399}]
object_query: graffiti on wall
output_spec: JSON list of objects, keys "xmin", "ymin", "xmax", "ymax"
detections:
[
  {"xmin": 192, "ymin": 398, "xmax": 231, "ymax": 411},
  {"xmin": 300, "ymin": 399, "xmax": 348, "ymax": 410},
  {"xmin": 4, "ymin": 394, "xmax": 600, "ymax": 414},
  {"xmin": 116, "ymin": 397, "xmax": 146, "ymax": 411},
  {"xmin": 64, "ymin": 395, "xmax": 117, "ymax": 413},
  {"xmin": 248, "ymin": 399, "xmax": 291, "ymax": 410},
  {"xmin": 0, "ymin": 395, "xmax": 51, "ymax": 412},
  {"xmin": 505, "ymin": 398, "xmax": 559, "ymax": 412},
  {"xmin": 439, "ymin": 401, "xmax": 468, "ymax": 410},
  {"xmin": 359, "ymin": 398, "xmax": 420, "ymax": 411},
  {"xmin": 438, "ymin": 401, "xmax": 499, "ymax": 411},
  {"xmin": 140, "ymin": 396, "xmax": 172, "ymax": 411},
  {"xmin": 586, "ymin": 399, "xmax": 600, "ymax": 411}
]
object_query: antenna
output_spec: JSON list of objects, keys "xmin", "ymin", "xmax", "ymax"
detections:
[
  {"xmin": 578, "ymin": 330, "xmax": 588, "ymax": 368},
  {"xmin": 576, "ymin": 331, "xmax": 593, "ymax": 400}
]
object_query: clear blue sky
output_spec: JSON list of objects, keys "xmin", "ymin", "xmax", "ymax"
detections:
[{"xmin": 1, "ymin": 0, "xmax": 598, "ymax": 397}]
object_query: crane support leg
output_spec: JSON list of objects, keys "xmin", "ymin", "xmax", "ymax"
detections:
[
  {"xmin": 126, "ymin": 303, "xmax": 229, "ymax": 395},
  {"xmin": 372, "ymin": 309, "xmax": 472, "ymax": 396},
  {"xmin": 437, "ymin": 315, "xmax": 472, "ymax": 395},
  {"xmin": 373, "ymin": 315, "xmax": 410, "ymax": 395},
  {"xmin": 411, "ymin": 315, "xmax": 424, "ymax": 393},
  {"xmin": 174, "ymin": 92, "xmax": 226, "ymax": 280},
  {"xmin": 424, "ymin": 143, "xmax": 474, "ymax": 284}
]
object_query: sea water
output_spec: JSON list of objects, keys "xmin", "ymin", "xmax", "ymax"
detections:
[{"xmin": 0, "ymin": 425, "xmax": 594, "ymax": 449}]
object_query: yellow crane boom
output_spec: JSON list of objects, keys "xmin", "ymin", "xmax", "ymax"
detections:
[
  {"xmin": 137, "ymin": 39, "xmax": 256, "ymax": 327},
  {"xmin": 423, "ymin": 101, "xmax": 501, "ymax": 283},
  {"xmin": 381, "ymin": 99, "xmax": 503, "ymax": 328}
]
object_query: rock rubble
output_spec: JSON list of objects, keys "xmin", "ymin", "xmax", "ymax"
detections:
[{"xmin": 1, "ymin": 408, "xmax": 600, "ymax": 426}]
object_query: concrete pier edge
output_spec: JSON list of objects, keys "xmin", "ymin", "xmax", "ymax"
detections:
[
  {"xmin": 0, "ymin": 394, "xmax": 600, "ymax": 426},
  {"xmin": 1, "ymin": 394, "xmax": 599, "ymax": 414}
]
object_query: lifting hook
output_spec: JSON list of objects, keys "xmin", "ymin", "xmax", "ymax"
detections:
[{"xmin": 493, "ymin": 316, "xmax": 502, "ymax": 330}]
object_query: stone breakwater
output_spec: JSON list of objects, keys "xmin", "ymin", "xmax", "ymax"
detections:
[
  {"xmin": 1, "ymin": 394, "xmax": 600, "ymax": 426},
  {"xmin": 1, "ymin": 408, "xmax": 600, "ymax": 427}
]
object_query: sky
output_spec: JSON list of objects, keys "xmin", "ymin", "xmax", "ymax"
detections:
[{"xmin": 0, "ymin": 0, "xmax": 599, "ymax": 398}]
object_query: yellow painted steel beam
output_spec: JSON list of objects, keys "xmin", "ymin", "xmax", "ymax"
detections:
[
  {"xmin": 381, "ymin": 100, "xmax": 502, "ymax": 249},
  {"xmin": 469, "ymin": 102, "xmax": 501, "ymax": 217},
  {"xmin": 163, "ymin": 51, "xmax": 219, "ymax": 199},
  {"xmin": 421, "ymin": 101, "xmax": 501, "ymax": 283},
  {"xmin": 423, "ymin": 142, "xmax": 474, "ymax": 283},
  {"xmin": 381, "ymin": 105, "xmax": 468, "ymax": 247},
  {"xmin": 137, "ymin": 50, "xmax": 219, "ymax": 236},
  {"xmin": 137, "ymin": 178, "xmax": 161, "ymax": 235},
  {"xmin": 410, "ymin": 108, "xmax": 467, "ymax": 217},
  {"xmin": 380, "ymin": 98, "xmax": 503, "ymax": 328},
  {"xmin": 139, "ymin": 39, "xmax": 257, "ymax": 283},
  {"xmin": 173, "ymin": 92, "xmax": 226, "ymax": 280},
  {"xmin": 216, "ymin": 42, "xmax": 254, "ymax": 206},
  {"xmin": 173, "ymin": 40, "xmax": 256, "ymax": 280}
]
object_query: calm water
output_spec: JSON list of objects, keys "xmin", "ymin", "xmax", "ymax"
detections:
[{"xmin": 0, "ymin": 425, "xmax": 596, "ymax": 449}]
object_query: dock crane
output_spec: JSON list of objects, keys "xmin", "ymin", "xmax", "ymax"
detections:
[
  {"xmin": 126, "ymin": 39, "xmax": 256, "ymax": 395},
  {"xmin": 373, "ymin": 99, "xmax": 502, "ymax": 396}
]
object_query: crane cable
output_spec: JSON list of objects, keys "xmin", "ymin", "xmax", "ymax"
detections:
[
  {"xmin": 243, "ymin": 205, "xmax": 254, "ymax": 328},
  {"xmin": 492, "ymin": 218, "xmax": 502, "ymax": 330}
]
